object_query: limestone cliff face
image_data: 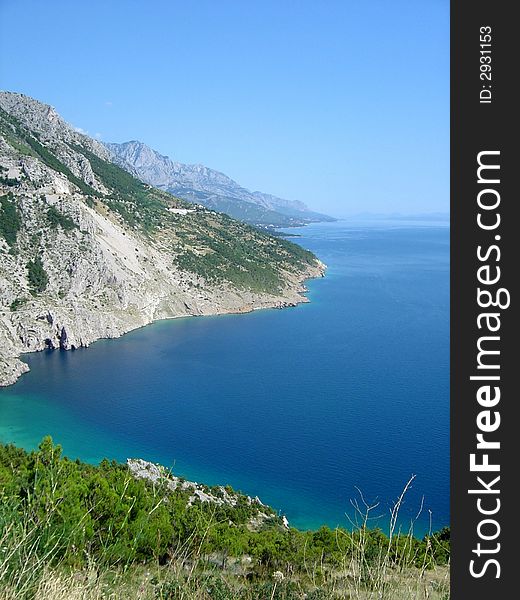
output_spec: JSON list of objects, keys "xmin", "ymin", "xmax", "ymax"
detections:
[{"xmin": 0, "ymin": 91, "xmax": 324, "ymax": 386}]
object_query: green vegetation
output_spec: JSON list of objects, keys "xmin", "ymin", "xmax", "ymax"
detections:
[
  {"xmin": 1, "ymin": 105, "xmax": 319, "ymax": 297},
  {"xmin": 174, "ymin": 213, "xmax": 316, "ymax": 293},
  {"xmin": 0, "ymin": 175, "xmax": 20, "ymax": 187},
  {"xmin": 71, "ymin": 143, "xmax": 168, "ymax": 231},
  {"xmin": 72, "ymin": 143, "xmax": 149, "ymax": 198},
  {"xmin": 46, "ymin": 205, "xmax": 76, "ymax": 231},
  {"xmin": 201, "ymin": 196, "xmax": 303, "ymax": 228},
  {"xmin": 26, "ymin": 256, "xmax": 48, "ymax": 294},
  {"xmin": 62, "ymin": 144, "xmax": 316, "ymax": 294},
  {"xmin": 9, "ymin": 297, "xmax": 28, "ymax": 312},
  {"xmin": 0, "ymin": 193, "xmax": 21, "ymax": 248},
  {"xmin": 0, "ymin": 109, "xmax": 36, "ymax": 157},
  {"xmin": 0, "ymin": 439, "xmax": 450, "ymax": 599}
]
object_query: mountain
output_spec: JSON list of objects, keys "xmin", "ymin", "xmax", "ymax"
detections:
[
  {"xmin": 0, "ymin": 91, "xmax": 324, "ymax": 386},
  {"xmin": 106, "ymin": 140, "xmax": 335, "ymax": 227}
]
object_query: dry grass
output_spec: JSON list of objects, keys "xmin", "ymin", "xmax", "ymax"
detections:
[
  {"xmin": 0, "ymin": 476, "xmax": 449, "ymax": 599},
  {"xmin": 0, "ymin": 563, "xmax": 450, "ymax": 600}
]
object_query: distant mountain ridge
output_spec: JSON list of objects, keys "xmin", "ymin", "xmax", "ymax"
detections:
[
  {"xmin": 106, "ymin": 140, "xmax": 334, "ymax": 227},
  {"xmin": 0, "ymin": 91, "xmax": 324, "ymax": 386}
]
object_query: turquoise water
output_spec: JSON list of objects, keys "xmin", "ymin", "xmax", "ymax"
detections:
[{"xmin": 0, "ymin": 221, "xmax": 449, "ymax": 535}]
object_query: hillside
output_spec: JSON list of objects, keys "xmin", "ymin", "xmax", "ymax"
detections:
[
  {"xmin": 0, "ymin": 91, "xmax": 324, "ymax": 386},
  {"xmin": 0, "ymin": 439, "xmax": 450, "ymax": 600},
  {"xmin": 106, "ymin": 140, "xmax": 335, "ymax": 227}
]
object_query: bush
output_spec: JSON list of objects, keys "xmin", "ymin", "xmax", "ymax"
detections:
[
  {"xmin": 0, "ymin": 193, "xmax": 21, "ymax": 247},
  {"xmin": 9, "ymin": 297, "xmax": 27, "ymax": 311},
  {"xmin": 46, "ymin": 206, "xmax": 76, "ymax": 231},
  {"xmin": 0, "ymin": 439, "xmax": 450, "ymax": 599},
  {"xmin": 26, "ymin": 256, "xmax": 48, "ymax": 294}
]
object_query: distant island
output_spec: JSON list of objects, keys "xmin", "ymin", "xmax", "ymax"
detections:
[{"xmin": 0, "ymin": 91, "xmax": 325, "ymax": 386}]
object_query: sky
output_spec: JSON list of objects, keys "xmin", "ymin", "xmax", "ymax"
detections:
[{"xmin": 0, "ymin": 0, "xmax": 449, "ymax": 217}]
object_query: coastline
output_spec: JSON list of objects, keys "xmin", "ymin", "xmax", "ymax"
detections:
[
  {"xmin": 0, "ymin": 259, "xmax": 325, "ymax": 388},
  {"xmin": 0, "ymin": 223, "xmax": 450, "ymax": 536}
]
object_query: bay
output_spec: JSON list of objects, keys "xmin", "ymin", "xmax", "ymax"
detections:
[{"xmin": 0, "ymin": 220, "xmax": 449, "ymax": 535}]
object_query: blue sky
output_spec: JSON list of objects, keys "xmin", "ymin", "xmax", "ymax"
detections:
[{"xmin": 0, "ymin": 0, "xmax": 448, "ymax": 217}]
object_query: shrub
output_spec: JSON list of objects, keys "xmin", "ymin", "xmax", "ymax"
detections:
[
  {"xmin": 46, "ymin": 206, "xmax": 76, "ymax": 231},
  {"xmin": 26, "ymin": 256, "xmax": 48, "ymax": 294},
  {"xmin": 0, "ymin": 193, "xmax": 21, "ymax": 247},
  {"xmin": 0, "ymin": 440, "xmax": 450, "ymax": 599},
  {"xmin": 9, "ymin": 297, "xmax": 27, "ymax": 311}
]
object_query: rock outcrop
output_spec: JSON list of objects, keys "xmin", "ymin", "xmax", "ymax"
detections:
[{"xmin": 127, "ymin": 458, "xmax": 286, "ymax": 530}]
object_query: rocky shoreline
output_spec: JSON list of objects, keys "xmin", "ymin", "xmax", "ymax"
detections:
[
  {"xmin": 0, "ymin": 263, "xmax": 325, "ymax": 388},
  {"xmin": 0, "ymin": 90, "xmax": 326, "ymax": 388}
]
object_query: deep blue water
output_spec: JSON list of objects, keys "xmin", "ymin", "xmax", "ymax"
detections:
[{"xmin": 0, "ymin": 220, "xmax": 449, "ymax": 535}]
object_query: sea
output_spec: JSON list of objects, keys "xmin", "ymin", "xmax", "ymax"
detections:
[{"xmin": 0, "ymin": 219, "xmax": 449, "ymax": 536}]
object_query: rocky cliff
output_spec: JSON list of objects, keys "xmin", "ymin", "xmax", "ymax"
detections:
[{"xmin": 0, "ymin": 91, "xmax": 324, "ymax": 386}]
